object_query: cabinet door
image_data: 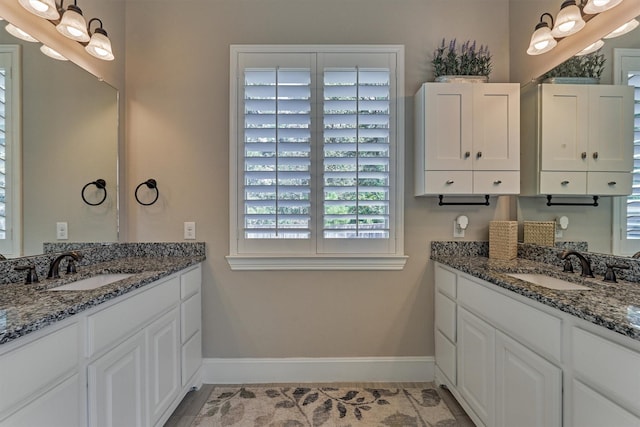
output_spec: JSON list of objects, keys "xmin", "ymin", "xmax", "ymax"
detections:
[
  {"xmin": 495, "ymin": 331, "xmax": 562, "ymax": 427},
  {"xmin": 424, "ymin": 83, "xmax": 473, "ymax": 170},
  {"xmin": 458, "ymin": 307, "xmax": 495, "ymax": 427},
  {"xmin": 540, "ymin": 84, "xmax": 590, "ymax": 171},
  {"xmin": 147, "ymin": 308, "xmax": 180, "ymax": 427},
  {"xmin": 472, "ymin": 84, "xmax": 520, "ymax": 171},
  {"xmin": 587, "ymin": 85, "xmax": 634, "ymax": 172},
  {"xmin": 88, "ymin": 331, "xmax": 145, "ymax": 427}
]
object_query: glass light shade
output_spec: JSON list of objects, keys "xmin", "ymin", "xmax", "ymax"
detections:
[
  {"xmin": 40, "ymin": 45, "xmax": 68, "ymax": 61},
  {"xmin": 18, "ymin": 0, "xmax": 60, "ymax": 20},
  {"xmin": 85, "ymin": 29, "xmax": 114, "ymax": 61},
  {"xmin": 604, "ymin": 19, "xmax": 640, "ymax": 39},
  {"xmin": 56, "ymin": 5, "xmax": 90, "ymax": 42},
  {"xmin": 551, "ymin": 1, "xmax": 586, "ymax": 38},
  {"xmin": 583, "ymin": 0, "xmax": 623, "ymax": 14},
  {"xmin": 527, "ymin": 24, "xmax": 558, "ymax": 55},
  {"xmin": 575, "ymin": 39, "xmax": 604, "ymax": 56},
  {"xmin": 5, "ymin": 23, "xmax": 38, "ymax": 43}
]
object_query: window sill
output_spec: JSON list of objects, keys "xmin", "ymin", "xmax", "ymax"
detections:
[{"xmin": 226, "ymin": 255, "xmax": 408, "ymax": 271}]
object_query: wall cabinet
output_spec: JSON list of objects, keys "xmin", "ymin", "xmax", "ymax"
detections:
[
  {"xmin": 415, "ymin": 82, "xmax": 520, "ymax": 196},
  {"xmin": 0, "ymin": 263, "xmax": 202, "ymax": 427},
  {"xmin": 521, "ymin": 84, "xmax": 634, "ymax": 196},
  {"xmin": 434, "ymin": 262, "xmax": 640, "ymax": 427}
]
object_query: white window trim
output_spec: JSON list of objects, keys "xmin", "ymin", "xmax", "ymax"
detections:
[
  {"xmin": 0, "ymin": 45, "xmax": 22, "ymax": 258},
  {"xmin": 228, "ymin": 45, "xmax": 406, "ymax": 270},
  {"xmin": 612, "ymin": 48, "xmax": 640, "ymax": 256}
]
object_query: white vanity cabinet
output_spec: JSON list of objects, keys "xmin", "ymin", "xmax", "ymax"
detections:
[
  {"xmin": 415, "ymin": 82, "xmax": 520, "ymax": 196},
  {"xmin": 434, "ymin": 262, "xmax": 640, "ymax": 427},
  {"xmin": 521, "ymin": 83, "xmax": 634, "ymax": 196},
  {"xmin": 0, "ymin": 263, "xmax": 203, "ymax": 427}
]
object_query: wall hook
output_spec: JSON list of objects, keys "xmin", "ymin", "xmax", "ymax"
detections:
[
  {"xmin": 81, "ymin": 179, "xmax": 107, "ymax": 206},
  {"xmin": 135, "ymin": 179, "xmax": 159, "ymax": 206}
]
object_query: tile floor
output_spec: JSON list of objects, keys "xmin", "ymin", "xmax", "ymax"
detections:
[{"xmin": 163, "ymin": 382, "xmax": 475, "ymax": 426}]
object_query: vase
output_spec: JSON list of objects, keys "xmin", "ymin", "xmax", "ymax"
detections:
[
  {"xmin": 434, "ymin": 75, "xmax": 489, "ymax": 83},
  {"xmin": 542, "ymin": 77, "xmax": 600, "ymax": 84}
]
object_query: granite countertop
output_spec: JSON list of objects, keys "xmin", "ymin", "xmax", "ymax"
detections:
[
  {"xmin": 0, "ymin": 255, "xmax": 204, "ymax": 345},
  {"xmin": 432, "ymin": 254, "xmax": 640, "ymax": 342}
]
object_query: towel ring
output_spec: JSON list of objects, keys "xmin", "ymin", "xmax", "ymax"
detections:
[
  {"xmin": 135, "ymin": 179, "xmax": 159, "ymax": 206},
  {"xmin": 81, "ymin": 179, "xmax": 107, "ymax": 206}
]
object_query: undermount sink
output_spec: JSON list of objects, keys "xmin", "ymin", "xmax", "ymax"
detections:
[
  {"xmin": 47, "ymin": 274, "xmax": 134, "ymax": 291},
  {"xmin": 506, "ymin": 273, "xmax": 591, "ymax": 291}
]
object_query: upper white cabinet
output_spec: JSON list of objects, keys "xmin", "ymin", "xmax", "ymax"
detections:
[
  {"xmin": 415, "ymin": 82, "xmax": 520, "ymax": 195},
  {"xmin": 521, "ymin": 84, "xmax": 634, "ymax": 196}
]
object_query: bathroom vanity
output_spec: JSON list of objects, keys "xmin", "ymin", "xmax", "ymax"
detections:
[
  {"xmin": 432, "ymin": 243, "xmax": 640, "ymax": 427},
  {"xmin": 0, "ymin": 243, "xmax": 204, "ymax": 427}
]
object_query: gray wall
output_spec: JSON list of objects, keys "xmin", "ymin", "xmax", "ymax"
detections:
[{"xmin": 123, "ymin": 0, "xmax": 512, "ymax": 358}]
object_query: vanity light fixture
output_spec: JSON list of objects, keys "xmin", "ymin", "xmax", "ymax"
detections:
[
  {"xmin": 85, "ymin": 18, "xmax": 114, "ymax": 61},
  {"xmin": 583, "ymin": 0, "xmax": 623, "ymax": 14},
  {"xmin": 18, "ymin": 0, "xmax": 60, "ymax": 20},
  {"xmin": 5, "ymin": 23, "xmax": 38, "ymax": 42},
  {"xmin": 575, "ymin": 39, "xmax": 604, "ymax": 55},
  {"xmin": 527, "ymin": 13, "xmax": 558, "ymax": 55},
  {"xmin": 551, "ymin": 0, "xmax": 586, "ymax": 38},
  {"xmin": 56, "ymin": 0, "xmax": 90, "ymax": 42},
  {"xmin": 40, "ymin": 44, "xmax": 68, "ymax": 61},
  {"xmin": 604, "ymin": 18, "xmax": 640, "ymax": 38}
]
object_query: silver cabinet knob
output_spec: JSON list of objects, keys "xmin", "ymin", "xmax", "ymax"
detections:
[
  {"xmin": 608, "ymin": 181, "xmax": 617, "ymax": 186},
  {"xmin": 593, "ymin": 152, "xmax": 599, "ymax": 159},
  {"xmin": 464, "ymin": 151, "xmax": 470, "ymax": 159},
  {"xmin": 561, "ymin": 180, "xmax": 570, "ymax": 185},
  {"xmin": 493, "ymin": 180, "xmax": 502, "ymax": 185},
  {"xmin": 476, "ymin": 151, "xmax": 482, "ymax": 158},
  {"xmin": 581, "ymin": 152, "xmax": 587, "ymax": 159},
  {"xmin": 446, "ymin": 180, "xmax": 454, "ymax": 185}
]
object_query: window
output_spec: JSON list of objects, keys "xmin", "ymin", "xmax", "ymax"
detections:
[
  {"xmin": 613, "ymin": 48, "xmax": 640, "ymax": 256},
  {"xmin": 0, "ymin": 46, "xmax": 21, "ymax": 258},
  {"xmin": 228, "ymin": 46, "xmax": 406, "ymax": 270}
]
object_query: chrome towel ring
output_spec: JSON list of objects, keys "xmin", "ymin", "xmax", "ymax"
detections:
[
  {"xmin": 135, "ymin": 179, "xmax": 159, "ymax": 206},
  {"xmin": 81, "ymin": 179, "xmax": 107, "ymax": 206}
]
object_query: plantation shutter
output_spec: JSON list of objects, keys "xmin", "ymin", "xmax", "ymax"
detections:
[
  {"xmin": 0, "ymin": 67, "xmax": 6, "ymax": 241},
  {"xmin": 626, "ymin": 73, "xmax": 640, "ymax": 239}
]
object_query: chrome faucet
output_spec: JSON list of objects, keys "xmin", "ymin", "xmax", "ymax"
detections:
[
  {"xmin": 558, "ymin": 249, "xmax": 594, "ymax": 278},
  {"xmin": 47, "ymin": 251, "xmax": 81, "ymax": 279}
]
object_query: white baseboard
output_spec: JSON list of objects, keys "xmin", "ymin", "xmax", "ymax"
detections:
[{"xmin": 202, "ymin": 356, "xmax": 434, "ymax": 384}]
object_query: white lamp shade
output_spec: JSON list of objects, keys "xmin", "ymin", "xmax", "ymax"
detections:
[
  {"xmin": 527, "ymin": 25, "xmax": 557, "ymax": 55},
  {"xmin": 604, "ymin": 19, "xmax": 640, "ymax": 39},
  {"xmin": 85, "ymin": 30, "xmax": 114, "ymax": 61},
  {"xmin": 583, "ymin": 0, "xmax": 623, "ymax": 14},
  {"xmin": 56, "ymin": 6, "xmax": 90, "ymax": 42},
  {"xmin": 18, "ymin": 0, "xmax": 59, "ymax": 20},
  {"xmin": 551, "ymin": 2, "xmax": 586, "ymax": 38},
  {"xmin": 5, "ymin": 23, "xmax": 38, "ymax": 43},
  {"xmin": 40, "ymin": 45, "xmax": 68, "ymax": 61},
  {"xmin": 575, "ymin": 39, "xmax": 604, "ymax": 56}
]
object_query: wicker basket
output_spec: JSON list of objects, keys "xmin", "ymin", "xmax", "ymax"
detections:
[
  {"xmin": 489, "ymin": 221, "xmax": 518, "ymax": 260},
  {"xmin": 523, "ymin": 221, "xmax": 556, "ymax": 246}
]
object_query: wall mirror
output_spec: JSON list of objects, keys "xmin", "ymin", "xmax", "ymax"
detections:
[
  {"xmin": 0, "ymin": 27, "xmax": 118, "ymax": 257},
  {"xmin": 513, "ymin": 0, "xmax": 640, "ymax": 256}
]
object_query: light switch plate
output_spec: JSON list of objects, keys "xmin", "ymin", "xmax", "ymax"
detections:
[
  {"xmin": 56, "ymin": 222, "xmax": 68, "ymax": 240},
  {"xmin": 184, "ymin": 222, "xmax": 196, "ymax": 240}
]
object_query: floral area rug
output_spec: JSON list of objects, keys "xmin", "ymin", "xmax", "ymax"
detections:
[{"xmin": 193, "ymin": 386, "xmax": 457, "ymax": 427}]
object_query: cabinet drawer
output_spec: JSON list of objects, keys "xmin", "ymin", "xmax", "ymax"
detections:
[
  {"xmin": 435, "ymin": 330, "xmax": 456, "ymax": 385},
  {"xmin": 587, "ymin": 172, "xmax": 632, "ymax": 196},
  {"xmin": 572, "ymin": 379, "xmax": 640, "ymax": 427},
  {"xmin": 424, "ymin": 171, "xmax": 472, "ymax": 194},
  {"xmin": 572, "ymin": 327, "xmax": 640, "ymax": 413},
  {"xmin": 181, "ymin": 291, "xmax": 201, "ymax": 344},
  {"xmin": 458, "ymin": 275, "xmax": 562, "ymax": 362},
  {"xmin": 473, "ymin": 171, "xmax": 519, "ymax": 194},
  {"xmin": 539, "ymin": 171, "xmax": 587, "ymax": 194},
  {"xmin": 0, "ymin": 322, "xmax": 79, "ymax": 415},
  {"xmin": 435, "ymin": 291, "xmax": 456, "ymax": 342},
  {"xmin": 87, "ymin": 276, "xmax": 179, "ymax": 357},
  {"xmin": 180, "ymin": 264, "xmax": 201, "ymax": 299},
  {"xmin": 435, "ymin": 263, "xmax": 456, "ymax": 299},
  {"xmin": 182, "ymin": 331, "xmax": 202, "ymax": 387}
]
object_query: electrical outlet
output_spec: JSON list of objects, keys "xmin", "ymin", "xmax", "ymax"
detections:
[
  {"xmin": 184, "ymin": 222, "xmax": 196, "ymax": 240},
  {"xmin": 56, "ymin": 222, "xmax": 68, "ymax": 240},
  {"xmin": 453, "ymin": 220, "xmax": 465, "ymax": 238}
]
